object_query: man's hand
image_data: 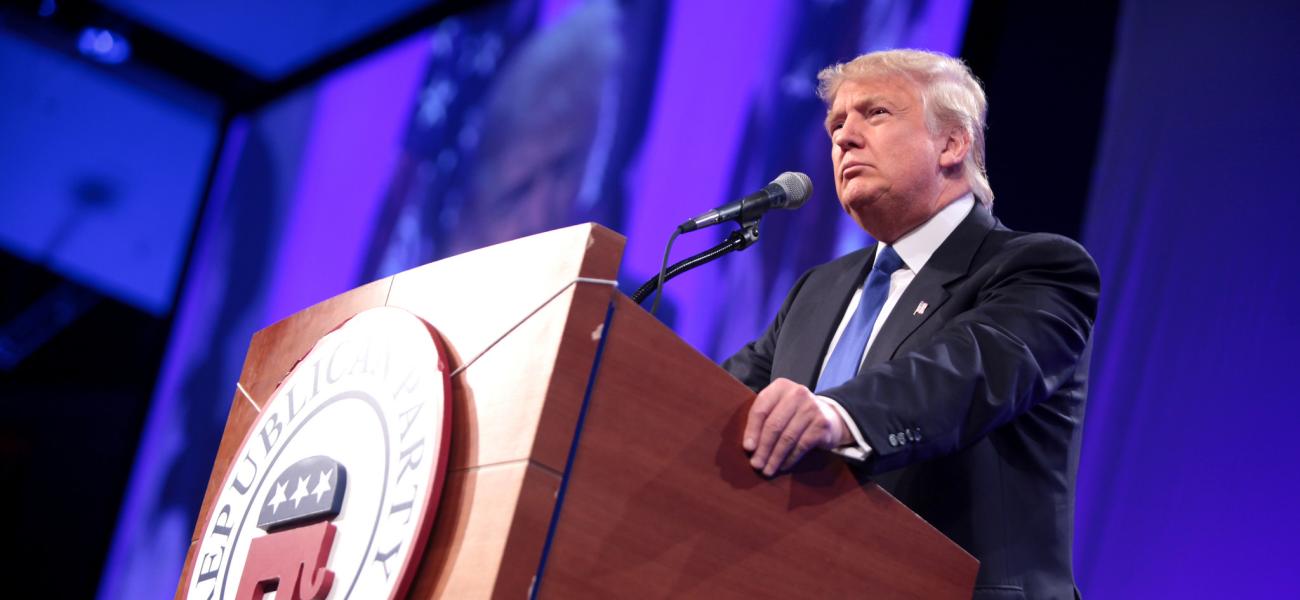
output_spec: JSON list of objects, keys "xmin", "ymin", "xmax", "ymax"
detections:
[{"xmin": 743, "ymin": 377, "xmax": 852, "ymax": 476}]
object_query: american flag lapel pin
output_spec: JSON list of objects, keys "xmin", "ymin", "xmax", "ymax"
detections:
[{"xmin": 913, "ymin": 300, "xmax": 928, "ymax": 316}]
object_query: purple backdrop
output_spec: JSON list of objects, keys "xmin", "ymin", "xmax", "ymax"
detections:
[{"xmin": 1074, "ymin": 0, "xmax": 1300, "ymax": 594}]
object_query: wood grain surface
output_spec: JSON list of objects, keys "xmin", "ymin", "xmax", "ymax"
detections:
[
  {"xmin": 177, "ymin": 224, "xmax": 622, "ymax": 598},
  {"xmin": 536, "ymin": 294, "xmax": 979, "ymax": 599}
]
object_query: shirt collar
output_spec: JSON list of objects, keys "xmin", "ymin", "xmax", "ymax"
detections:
[{"xmin": 878, "ymin": 193, "xmax": 975, "ymax": 272}]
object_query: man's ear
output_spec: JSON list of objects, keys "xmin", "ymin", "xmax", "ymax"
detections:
[{"xmin": 938, "ymin": 128, "xmax": 971, "ymax": 170}]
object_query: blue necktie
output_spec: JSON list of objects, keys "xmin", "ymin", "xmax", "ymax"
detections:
[{"xmin": 817, "ymin": 245, "xmax": 905, "ymax": 392}]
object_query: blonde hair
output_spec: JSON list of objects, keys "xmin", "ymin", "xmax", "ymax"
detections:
[{"xmin": 817, "ymin": 49, "xmax": 993, "ymax": 206}]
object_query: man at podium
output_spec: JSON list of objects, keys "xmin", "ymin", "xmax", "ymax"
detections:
[{"xmin": 724, "ymin": 49, "xmax": 1098, "ymax": 599}]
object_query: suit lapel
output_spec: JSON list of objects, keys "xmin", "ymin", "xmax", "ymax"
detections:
[
  {"xmin": 862, "ymin": 205, "xmax": 998, "ymax": 368},
  {"xmin": 791, "ymin": 247, "xmax": 875, "ymax": 389}
]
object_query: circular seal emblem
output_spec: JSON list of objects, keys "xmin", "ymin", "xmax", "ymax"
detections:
[{"xmin": 185, "ymin": 307, "xmax": 452, "ymax": 600}]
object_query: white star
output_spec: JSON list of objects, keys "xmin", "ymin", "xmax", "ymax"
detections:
[
  {"xmin": 471, "ymin": 34, "xmax": 502, "ymax": 74},
  {"xmin": 781, "ymin": 70, "xmax": 814, "ymax": 98},
  {"xmin": 418, "ymin": 80, "xmax": 455, "ymax": 127},
  {"xmin": 267, "ymin": 481, "xmax": 288, "ymax": 513},
  {"xmin": 429, "ymin": 19, "xmax": 460, "ymax": 57},
  {"xmin": 311, "ymin": 469, "xmax": 334, "ymax": 503},
  {"xmin": 290, "ymin": 476, "xmax": 311, "ymax": 508}
]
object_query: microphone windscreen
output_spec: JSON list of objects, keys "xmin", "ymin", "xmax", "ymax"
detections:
[{"xmin": 773, "ymin": 171, "xmax": 813, "ymax": 209}]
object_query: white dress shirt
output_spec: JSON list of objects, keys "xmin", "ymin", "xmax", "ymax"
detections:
[{"xmin": 817, "ymin": 194, "xmax": 975, "ymax": 460}]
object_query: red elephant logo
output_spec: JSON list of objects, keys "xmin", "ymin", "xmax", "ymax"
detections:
[{"xmin": 235, "ymin": 456, "xmax": 346, "ymax": 600}]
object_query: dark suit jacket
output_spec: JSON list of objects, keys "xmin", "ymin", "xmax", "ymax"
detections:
[{"xmin": 723, "ymin": 205, "xmax": 1099, "ymax": 600}]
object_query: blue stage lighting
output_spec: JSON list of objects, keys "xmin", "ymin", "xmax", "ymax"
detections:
[{"xmin": 77, "ymin": 27, "xmax": 131, "ymax": 64}]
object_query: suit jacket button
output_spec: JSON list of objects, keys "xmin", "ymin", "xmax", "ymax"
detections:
[
  {"xmin": 888, "ymin": 433, "xmax": 898, "ymax": 447},
  {"xmin": 915, "ymin": 427, "xmax": 922, "ymax": 442}
]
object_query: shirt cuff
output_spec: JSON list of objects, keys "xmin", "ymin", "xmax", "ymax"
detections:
[{"xmin": 815, "ymin": 394, "xmax": 873, "ymax": 462}]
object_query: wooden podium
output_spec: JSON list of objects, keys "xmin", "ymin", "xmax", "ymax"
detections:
[{"xmin": 177, "ymin": 224, "xmax": 977, "ymax": 599}]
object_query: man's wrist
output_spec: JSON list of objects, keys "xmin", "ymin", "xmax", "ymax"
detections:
[
  {"xmin": 832, "ymin": 409, "xmax": 853, "ymax": 446},
  {"xmin": 814, "ymin": 395, "xmax": 873, "ymax": 461}
]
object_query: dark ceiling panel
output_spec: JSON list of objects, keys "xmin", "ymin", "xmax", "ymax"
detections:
[{"xmin": 99, "ymin": 0, "xmax": 440, "ymax": 78}]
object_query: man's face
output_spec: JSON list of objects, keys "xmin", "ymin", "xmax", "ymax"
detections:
[
  {"xmin": 449, "ymin": 122, "xmax": 590, "ymax": 256},
  {"xmin": 825, "ymin": 75, "xmax": 947, "ymax": 241}
]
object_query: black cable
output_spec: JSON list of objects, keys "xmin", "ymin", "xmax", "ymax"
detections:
[
  {"xmin": 650, "ymin": 229, "xmax": 680, "ymax": 316},
  {"xmin": 631, "ymin": 228, "xmax": 753, "ymax": 307}
]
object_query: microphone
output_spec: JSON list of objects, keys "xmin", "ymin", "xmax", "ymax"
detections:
[{"xmin": 677, "ymin": 171, "xmax": 813, "ymax": 233}]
